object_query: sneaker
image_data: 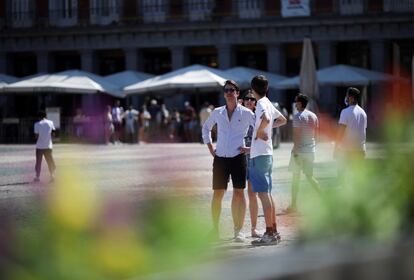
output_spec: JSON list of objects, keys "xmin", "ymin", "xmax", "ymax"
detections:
[
  {"xmin": 33, "ymin": 177, "xmax": 40, "ymax": 183},
  {"xmin": 251, "ymin": 229, "xmax": 262, "ymax": 238},
  {"xmin": 251, "ymin": 232, "xmax": 279, "ymax": 246},
  {"xmin": 274, "ymin": 232, "xmax": 282, "ymax": 243},
  {"xmin": 234, "ymin": 230, "xmax": 245, "ymax": 243}
]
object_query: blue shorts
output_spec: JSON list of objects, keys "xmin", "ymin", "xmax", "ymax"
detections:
[{"xmin": 249, "ymin": 155, "xmax": 273, "ymax": 193}]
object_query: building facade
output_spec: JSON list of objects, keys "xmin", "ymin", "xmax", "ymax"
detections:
[{"xmin": 1, "ymin": 0, "xmax": 413, "ymax": 112}]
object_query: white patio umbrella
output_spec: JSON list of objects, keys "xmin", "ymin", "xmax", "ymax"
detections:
[
  {"xmin": 299, "ymin": 37, "xmax": 319, "ymax": 112},
  {"xmin": 104, "ymin": 70, "xmax": 154, "ymax": 88},
  {"xmin": 0, "ymin": 74, "xmax": 19, "ymax": 89},
  {"xmin": 124, "ymin": 64, "xmax": 238, "ymax": 95},
  {"xmin": 4, "ymin": 69, "xmax": 123, "ymax": 98},
  {"xmin": 224, "ymin": 66, "xmax": 287, "ymax": 89},
  {"xmin": 276, "ymin": 64, "xmax": 399, "ymax": 89}
]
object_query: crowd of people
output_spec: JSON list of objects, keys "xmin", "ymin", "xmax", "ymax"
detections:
[
  {"xmin": 100, "ymin": 99, "xmax": 215, "ymax": 145},
  {"xmin": 33, "ymin": 76, "xmax": 367, "ymax": 247},
  {"xmin": 201, "ymin": 77, "xmax": 367, "ymax": 245}
]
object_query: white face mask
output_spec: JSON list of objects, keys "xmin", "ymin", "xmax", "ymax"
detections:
[{"xmin": 344, "ymin": 97, "xmax": 349, "ymax": 106}]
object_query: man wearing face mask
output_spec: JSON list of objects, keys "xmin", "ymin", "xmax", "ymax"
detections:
[{"xmin": 335, "ymin": 87, "xmax": 367, "ymax": 161}]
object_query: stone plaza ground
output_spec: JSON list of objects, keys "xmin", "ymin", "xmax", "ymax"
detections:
[
  {"xmin": 5, "ymin": 141, "xmax": 414, "ymax": 280},
  {"xmin": 0, "ymin": 141, "xmax": 352, "ymax": 252}
]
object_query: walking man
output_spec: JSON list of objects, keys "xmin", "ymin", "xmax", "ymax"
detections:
[
  {"xmin": 286, "ymin": 94, "xmax": 321, "ymax": 213},
  {"xmin": 34, "ymin": 111, "xmax": 56, "ymax": 183},
  {"xmin": 249, "ymin": 75, "xmax": 287, "ymax": 245},
  {"xmin": 202, "ymin": 80, "xmax": 255, "ymax": 242},
  {"xmin": 335, "ymin": 87, "xmax": 367, "ymax": 184}
]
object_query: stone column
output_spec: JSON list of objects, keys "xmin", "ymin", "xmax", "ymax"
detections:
[
  {"xmin": 318, "ymin": 41, "xmax": 336, "ymax": 114},
  {"xmin": 369, "ymin": 40, "xmax": 387, "ymax": 133},
  {"xmin": 36, "ymin": 51, "xmax": 49, "ymax": 73},
  {"xmin": 370, "ymin": 40, "xmax": 386, "ymax": 72},
  {"xmin": 170, "ymin": 46, "xmax": 187, "ymax": 70},
  {"xmin": 217, "ymin": 44, "xmax": 232, "ymax": 70},
  {"xmin": 267, "ymin": 43, "xmax": 285, "ymax": 74},
  {"xmin": 318, "ymin": 41, "xmax": 335, "ymax": 69},
  {"xmin": 266, "ymin": 43, "xmax": 285, "ymax": 102},
  {"xmin": 80, "ymin": 50, "xmax": 94, "ymax": 73},
  {"xmin": 136, "ymin": 50, "xmax": 144, "ymax": 72},
  {"xmin": 124, "ymin": 48, "xmax": 138, "ymax": 71},
  {"xmin": 0, "ymin": 52, "xmax": 7, "ymax": 74}
]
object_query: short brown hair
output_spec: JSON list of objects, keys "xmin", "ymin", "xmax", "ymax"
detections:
[
  {"xmin": 346, "ymin": 87, "xmax": 360, "ymax": 99},
  {"xmin": 251, "ymin": 75, "xmax": 268, "ymax": 97},
  {"xmin": 223, "ymin": 80, "xmax": 240, "ymax": 92},
  {"xmin": 295, "ymin": 94, "xmax": 309, "ymax": 108}
]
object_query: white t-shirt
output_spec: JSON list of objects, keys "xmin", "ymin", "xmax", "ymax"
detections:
[
  {"xmin": 34, "ymin": 119, "xmax": 55, "ymax": 149},
  {"xmin": 250, "ymin": 97, "xmax": 282, "ymax": 159},
  {"xmin": 112, "ymin": 107, "xmax": 123, "ymax": 123},
  {"xmin": 338, "ymin": 104, "xmax": 367, "ymax": 152}
]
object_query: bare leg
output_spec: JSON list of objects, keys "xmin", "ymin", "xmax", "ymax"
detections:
[
  {"xmin": 35, "ymin": 149, "xmax": 43, "ymax": 178},
  {"xmin": 232, "ymin": 188, "xmax": 246, "ymax": 232},
  {"xmin": 270, "ymin": 194, "xmax": 278, "ymax": 232},
  {"xmin": 291, "ymin": 172, "xmax": 300, "ymax": 209},
  {"xmin": 247, "ymin": 181, "xmax": 259, "ymax": 236},
  {"xmin": 258, "ymin": 192, "xmax": 273, "ymax": 229},
  {"xmin": 211, "ymin": 189, "xmax": 225, "ymax": 235},
  {"xmin": 43, "ymin": 149, "xmax": 56, "ymax": 177},
  {"xmin": 306, "ymin": 175, "xmax": 321, "ymax": 194}
]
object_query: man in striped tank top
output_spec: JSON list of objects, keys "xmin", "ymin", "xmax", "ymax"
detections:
[{"xmin": 286, "ymin": 94, "xmax": 321, "ymax": 213}]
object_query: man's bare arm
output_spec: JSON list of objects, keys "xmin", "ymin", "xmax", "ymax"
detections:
[
  {"xmin": 255, "ymin": 113, "xmax": 270, "ymax": 141},
  {"xmin": 272, "ymin": 115, "xmax": 287, "ymax": 128},
  {"xmin": 292, "ymin": 127, "xmax": 301, "ymax": 154}
]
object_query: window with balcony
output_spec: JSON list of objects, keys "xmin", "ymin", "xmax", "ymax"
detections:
[
  {"xmin": 384, "ymin": 0, "xmax": 414, "ymax": 12},
  {"xmin": 339, "ymin": 0, "xmax": 364, "ymax": 15},
  {"xmin": 49, "ymin": 0, "xmax": 78, "ymax": 27},
  {"xmin": 187, "ymin": 0, "xmax": 214, "ymax": 21},
  {"xmin": 90, "ymin": 0, "xmax": 121, "ymax": 25},
  {"xmin": 236, "ymin": 0, "xmax": 262, "ymax": 19},
  {"xmin": 8, "ymin": 0, "xmax": 35, "ymax": 28},
  {"xmin": 141, "ymin": 0, "xmax": 168, "ymax": 23}
]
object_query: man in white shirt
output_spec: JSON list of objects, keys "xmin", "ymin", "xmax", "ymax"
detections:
[
  {"xmin": 34, "ymin": 111, "xmax": 56, "ymax": 182},
  {"xmin": 249, "ymin": 75, "xmax": 287, "ymax": 245},
  {"xmin": 335, "ymin": 87, "xmax": 367, "ymax": 160},
  {"xmin": 112, "ymin": 100, "xmax": 124, "ymax": 143},
  {"xmin": 202, "ymin": 80, "xmax": 255, "ymax": 242},
  {"xmin": 123, "ymin": 105, "xmax": 139, "ymax": 143}
]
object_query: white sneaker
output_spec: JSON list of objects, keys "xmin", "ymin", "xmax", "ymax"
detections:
[{"xmin": 234, "ymin": 230, "xmax": 245, "ymax": 243}]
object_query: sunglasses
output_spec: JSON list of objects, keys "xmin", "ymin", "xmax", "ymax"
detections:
[
  {"xmin": 244, "ymin": 98, "xmax": 256, "ymax": 102},
  {"xmin": 224, "ymin": 88, "xmax": 236, "ymax": 93}
]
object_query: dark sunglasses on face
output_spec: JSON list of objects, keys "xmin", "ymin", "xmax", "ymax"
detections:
[
  {"xmin": 224, "ymin": 88, "xmax": 236, "ymax": 93},
  {"xmin": 244, "ymin": 98, "xmax": 256, "ymax": 102}
]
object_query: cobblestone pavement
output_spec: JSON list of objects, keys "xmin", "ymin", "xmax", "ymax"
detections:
[{"xmin": 0, "ymin": 142, "xmax": 349, "ymax": 254}]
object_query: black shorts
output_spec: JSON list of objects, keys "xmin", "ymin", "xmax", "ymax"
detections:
[
  {"xmin": 113, "ymin": 122, "xmax": 122, "ymax": 132},
  {"xmin": 212, "ymin": 154, "xmax": 247, "ymax": 190}
]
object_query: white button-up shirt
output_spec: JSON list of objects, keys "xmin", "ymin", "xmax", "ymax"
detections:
[{"xmin": 202, "ymin": 105, "xmax": 255, "ymax": 158}]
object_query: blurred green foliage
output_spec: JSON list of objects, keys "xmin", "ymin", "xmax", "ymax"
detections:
[
  {"xmin": 0, "ymin": 170, "xmax": 210, "ymax": 280},
  {"xmin": 301, "ymin": 112, "xmax": 414, "ymax": 241}
]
